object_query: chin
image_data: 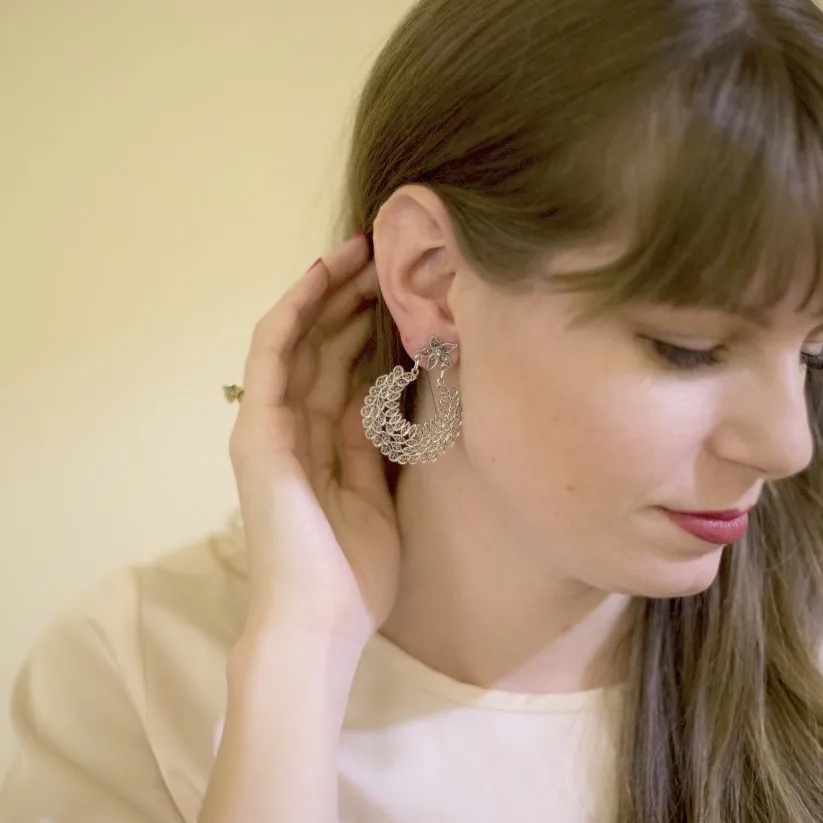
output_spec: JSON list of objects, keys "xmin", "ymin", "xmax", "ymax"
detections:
[{"xmin": 618, "ymin": 550, "xmax": 725, "ymax": 599}]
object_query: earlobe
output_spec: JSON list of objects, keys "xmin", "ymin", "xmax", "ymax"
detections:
[{"xmin": 373, "ymin": 185, "xmax": 462, "ymax": 362}]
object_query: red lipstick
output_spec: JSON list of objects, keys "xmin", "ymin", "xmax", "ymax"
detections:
[{"xmin": 660, "ymin": 508, "xmax": 750, "ymax": 545}]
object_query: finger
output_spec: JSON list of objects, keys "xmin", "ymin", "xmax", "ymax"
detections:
[
  {"xmin": 284, "ymin": 282, "xmax": 376, "ymax": 407},
  {"xmin": 319, "ymin": 232, "xmax": 373, "ymax": 291},
  {"xmin": 240, "ymin": 264, "xmax": 330, "ymax": 410},
  {"xmin": 239, "ymin": 233, "xmax": 371, "ymax": 410},
  {"xmin": 314, "ymin": 262, "xmax": 378, "ymax": 337},
  {"xmin": 287, "ymin": 234, "xmax": 374, "ymax": 347},
  {"xmin": 307, "ymin": 308, "xmax": 376, "ymax": 479},
  {"xmin": 287, "ymin": 263, "xmax": 377, "ymax": 405},
  {"xmin": 309, "ymin": 308, "xmax": 376, "ymax": 421}
]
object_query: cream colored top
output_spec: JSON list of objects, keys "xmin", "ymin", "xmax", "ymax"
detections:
[{"xmin": 0, "ymin": 519, "xmax": 624, "ymax": 823}]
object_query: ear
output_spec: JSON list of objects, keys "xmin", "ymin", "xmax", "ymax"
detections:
[{"xmin": 373, "ymin": 185, "xmax": 464, "ymax": 364}]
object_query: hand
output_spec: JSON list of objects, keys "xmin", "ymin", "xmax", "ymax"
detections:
[{"xmin": 229, "ymin": 233, "xmax": 400, "ymax": 643}]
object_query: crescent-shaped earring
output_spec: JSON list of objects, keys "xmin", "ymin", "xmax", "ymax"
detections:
[{"xmin": 361, "ymin": 336, "xmax": 463, "ymax": 465}]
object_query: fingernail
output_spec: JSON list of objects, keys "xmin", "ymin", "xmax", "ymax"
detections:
[{"xmin": 309, "ymin": 257, "xmax": 322, "ymax": 270}]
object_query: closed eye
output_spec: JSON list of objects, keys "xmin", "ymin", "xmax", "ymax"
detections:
[
  {"xmin": 801, "ymin": 351, "xmax": 823, "ymax": 371},
  {"xmin": 644, "ymin": 338, "xmax": 725, "ymax": 371},
  {"xmin": 646, "ymin": 337, "xmax": 823, "ymax": 373}
]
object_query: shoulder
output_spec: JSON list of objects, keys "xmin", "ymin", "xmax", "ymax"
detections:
[
  {"xmin": 125, "ymin": 513, "xmax": 251, "ymax": 660},
  {"xmin": 1, "ymin": 516, "xmax": 250, "ymax": 822},
  {"xmin": 56, "ymin": 513, "xmax": 250, "ymax": 694},
  {"xmin": 76, "ymin": 513, "xmax": 251, "ymax": 741}
]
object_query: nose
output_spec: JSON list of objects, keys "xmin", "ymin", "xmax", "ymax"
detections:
[{"xmin": 710, "ymin": 366, "xmax": 815, "ymax": 480}]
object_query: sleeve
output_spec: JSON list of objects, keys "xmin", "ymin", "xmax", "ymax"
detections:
[{"xmin": 0, "ymin": 587, "xmax": 186, "ymax": 823}]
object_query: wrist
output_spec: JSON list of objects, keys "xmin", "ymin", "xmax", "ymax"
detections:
[
  {"xmin": 207, "ymin": 624, "xmax": 360, "ymax": 823},
  {"xmin": 243, "ymin": 595, "xmax": 375, "ymax": 649},
  {"xmin": 229, "ymin": 622, "xmax": 367, "ymax": 701}
]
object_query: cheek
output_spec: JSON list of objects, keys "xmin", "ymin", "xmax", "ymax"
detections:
[{"xmin": 460, "ymin": 357, "xmax": 717, "ymax": 512}]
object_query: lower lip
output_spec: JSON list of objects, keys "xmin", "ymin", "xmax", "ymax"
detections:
[{"xmin": 660, "ymin": 509, "xmax": 749, "ymax": 545}]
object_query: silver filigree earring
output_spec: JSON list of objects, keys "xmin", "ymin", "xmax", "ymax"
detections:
[{"xmin": 361, "ymin": 336, "xmax": 463, "ymax": 465}]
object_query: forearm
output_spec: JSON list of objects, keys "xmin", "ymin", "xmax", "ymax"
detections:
[{"xmin": 199, "ymin": 627, "xmax": 364, "ymax": 823}]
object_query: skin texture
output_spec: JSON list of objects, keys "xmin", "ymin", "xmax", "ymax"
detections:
[{"xmin": 376, "ymin": 185, "xmax": 822, "ymax": 693}]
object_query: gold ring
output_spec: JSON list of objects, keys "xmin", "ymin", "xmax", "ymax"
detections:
[{"xmin": 222, "ymin": 384, "xmax": 245, "ymax": 403}]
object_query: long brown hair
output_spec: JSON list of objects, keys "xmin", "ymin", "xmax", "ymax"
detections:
[{"xmin": 336, "ymin": 0, "xmax": 823, "ymax": 819}]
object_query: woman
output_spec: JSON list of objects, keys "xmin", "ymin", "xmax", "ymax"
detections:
[{"xmin": 4, "ymin": 0, "xmax": 823, "ymax": 820}]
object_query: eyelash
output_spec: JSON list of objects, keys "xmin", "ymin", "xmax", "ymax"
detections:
[{"xmin": 647, "ymin": 339, "xmax": 823, "ymax": 372}]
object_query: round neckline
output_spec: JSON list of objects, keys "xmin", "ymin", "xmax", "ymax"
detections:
[{"xmin": 366, "ymin": 631, "xmax": 626, "ymax": 714}]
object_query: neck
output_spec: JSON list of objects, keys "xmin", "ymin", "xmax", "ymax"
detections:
[{"xmin": 380, "ymin": 448, "xmax": 633, "ymax": 694}]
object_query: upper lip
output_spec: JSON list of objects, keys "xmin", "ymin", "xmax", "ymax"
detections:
[{"xmin": 663, "ymin": 507, "xmax": 752, "ymax": 520}]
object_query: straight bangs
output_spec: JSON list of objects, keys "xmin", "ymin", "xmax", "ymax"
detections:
[{"xmin": 552, "ymin": 28, "xmax": 823, "ymax": 323}]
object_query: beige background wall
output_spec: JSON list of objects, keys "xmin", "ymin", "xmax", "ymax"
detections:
[{"xmin": 0, "ymin": 0, "xmax": 412, "ymax": 773}]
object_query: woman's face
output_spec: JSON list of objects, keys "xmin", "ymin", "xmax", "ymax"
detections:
[
  {"xmin": 375, "ymin": 188, "xmax": 821, "ymax": 600},
  {"xmin": 447, "ymin": 252, "xmax": 822, "ymax": 599}
]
